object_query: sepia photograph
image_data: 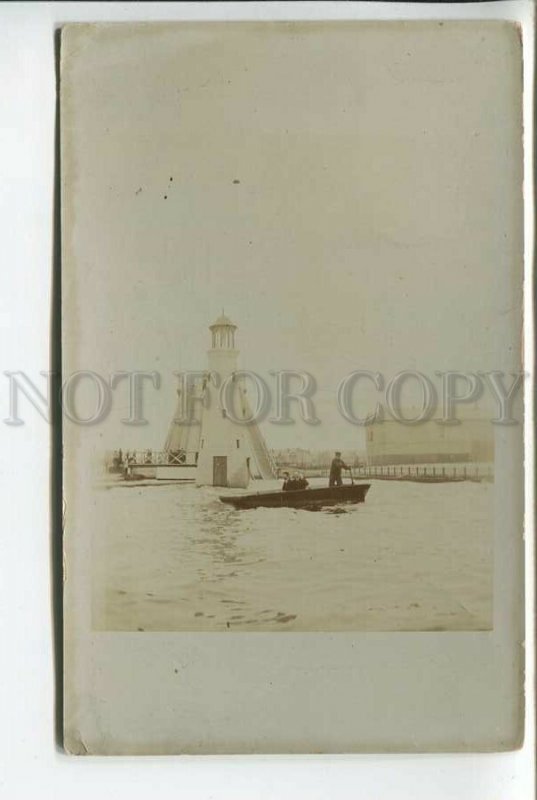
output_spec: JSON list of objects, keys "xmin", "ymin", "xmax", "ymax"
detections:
[
  {"xmin": 93, "ymin": 310, "xmax": 497, "ymax": 633},
  {"xmin": 60, "ymin": 18, "xmax": 525, "ymax": 753}
]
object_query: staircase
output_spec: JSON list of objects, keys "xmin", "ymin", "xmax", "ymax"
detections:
[{"xmin": 240, "ymin": 389, "xmax": 277, "ymax": 479}]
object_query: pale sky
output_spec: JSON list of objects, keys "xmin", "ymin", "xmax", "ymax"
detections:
[{"xmin": 62, "ymin": 21, "xmax": 523, "ymax": 450}]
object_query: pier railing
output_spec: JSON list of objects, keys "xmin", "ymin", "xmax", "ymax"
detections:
[
  {"xmin": 108, "ymin": 450, "xmax": 199, "ymax": 469},
  {"xmin": 280, "ymin": 463, "xmax": 494, "ymax": 483},
  {"xmin": 353, "ymin": 464, "xmax": 493, "ymax": 481}
]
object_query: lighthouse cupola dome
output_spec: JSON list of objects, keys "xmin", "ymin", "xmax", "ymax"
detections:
[{"xmin": 209, "ymin": 312, "xmax": 237, "ymax": 349}]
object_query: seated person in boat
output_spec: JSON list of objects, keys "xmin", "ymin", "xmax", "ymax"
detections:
[
  {"xmin": 294, "ymin": 473, "xmax": 309, "ymax": 490},
  {"xmin": 282, "ymin": 472, "xmax": 309, "ymax": 491},
  {"xmin": 329, "ymin": 451, "xmax": 349, "ymax": 487}
]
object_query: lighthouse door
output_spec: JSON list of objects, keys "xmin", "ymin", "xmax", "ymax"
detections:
[{"xmin": 213, "ymin": 456, "xmax": 228, "ymax": 486}]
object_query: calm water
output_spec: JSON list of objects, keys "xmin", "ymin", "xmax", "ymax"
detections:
[{"xmin": 93, "ymin": 478, "xmax": 493, "ymax": 632}]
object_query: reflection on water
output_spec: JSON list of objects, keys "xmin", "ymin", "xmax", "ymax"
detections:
[{"xmin": 93, "ymin": 478, "xmax": 493, "ymax": 632}]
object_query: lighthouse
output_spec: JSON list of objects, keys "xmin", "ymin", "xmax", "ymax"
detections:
[
  {"xmin": 163, "ymin": 314, "xmax": 276, "ymax": 487},
  {"xmin": 195, "ymin": 313, "xmax": 251, "ymax": 488}
]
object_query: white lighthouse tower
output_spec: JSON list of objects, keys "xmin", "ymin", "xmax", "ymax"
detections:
[
  {"xmin": 163, "ymin": 314, "xmax": 276, "ymax": 486},
  {"xmin": 195, "ymin": 313, "xmax": 251, "ymax": 488}
]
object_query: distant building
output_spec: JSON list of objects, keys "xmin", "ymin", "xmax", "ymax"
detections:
[
  {"xmin": 271, "ymin": 448, "xmax": 313, "ymax": 468},
  {"xmin": 365, "ymin": 416, "xmax": 494, "ymax": 466},
  {"xmin": 271, "ymin": 448, "xmax": 364, "ymax": 469}
]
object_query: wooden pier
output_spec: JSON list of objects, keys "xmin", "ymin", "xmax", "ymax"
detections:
[{"xmin": 295, "ymin": 464, "xmax": 493, "ymax": 484}]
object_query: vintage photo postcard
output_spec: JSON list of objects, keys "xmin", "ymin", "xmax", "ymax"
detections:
[{"xmin": 61, "ymin": 20, "xmax": 525, "ymax": 753}]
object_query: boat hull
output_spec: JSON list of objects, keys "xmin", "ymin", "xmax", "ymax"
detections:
[{"xmin": 219, "ymin": 483, "xmax": 370, "ymax": 510}]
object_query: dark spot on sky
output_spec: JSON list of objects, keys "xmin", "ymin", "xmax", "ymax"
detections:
[
  {"xmin": 164, "ymin": 195, "xmax": 168, "ymax": 199},
  {"xmin": 170, "ymin": 177, "xmax": 173, "ymax": 181},
  {"xmin": 135, "ymin": 187, "xmax": 142, "ymax": 195},
  {"xmin": 233, "ymin": 179, "xmax": 240, "ymax": 184}
]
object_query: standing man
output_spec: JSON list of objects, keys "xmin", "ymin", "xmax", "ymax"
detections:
[{"xmin": 329, "ymin": 451, "xmax": 349, "ymax": 487}]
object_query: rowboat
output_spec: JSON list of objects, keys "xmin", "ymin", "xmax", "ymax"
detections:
[{"xmin": 219, "ymin": 483, "xmax": 370, "ymax": 511}]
